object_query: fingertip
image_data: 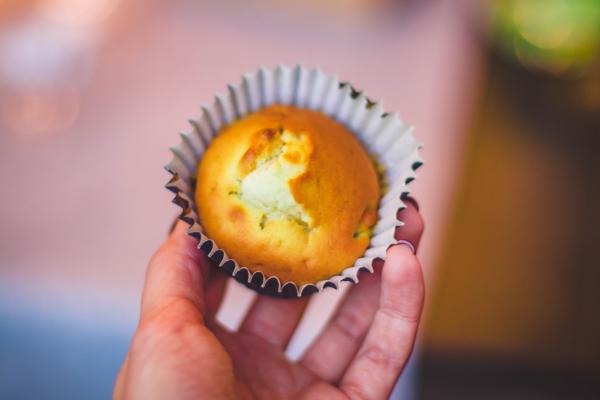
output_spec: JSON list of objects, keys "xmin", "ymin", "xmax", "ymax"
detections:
[
  {"xmin": 386, "ymin": 243, "xmax": 415, "ymax": 262},
  {"xmin": 395, "ymin": 203, "xmax": 425, "ymax": 247},
  {"xmin": 167, "ymin": 220, "xmax": 204, "ymax": 260},
  {"xmin": 383, "ymin": 244, "xmax": 423, "ymax": 287},
  {"xmin": 148, "ymin": 219, "xmax": 209, "ymax": 289},
  {"xmin": 395, "ymin": 201, "xmax": 420, "ymax": 224},
  {"xmin": 170, "ymin": 219, "xmax": 192, "ymax": 241}
]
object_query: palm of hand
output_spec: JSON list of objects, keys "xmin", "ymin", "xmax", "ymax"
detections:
[{"xmin": 114, "ymin": 203, "xmax": 424, "ymax": 400}]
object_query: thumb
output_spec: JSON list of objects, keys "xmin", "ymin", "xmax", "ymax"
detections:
[{"xmin": 139, "ymin": 221, "xmax": 210, "ymax": 322}]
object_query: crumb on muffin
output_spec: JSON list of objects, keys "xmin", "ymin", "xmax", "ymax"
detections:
[{"xmin": 237, "ymin": 127, "xmax": 313, "ymax": 228}]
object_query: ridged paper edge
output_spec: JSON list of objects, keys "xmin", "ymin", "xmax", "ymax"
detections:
[{"xmin": 165, "ymin": 64, "xmax": 423, "ymax": 297}]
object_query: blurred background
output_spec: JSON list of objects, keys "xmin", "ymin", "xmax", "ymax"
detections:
[{"xmin": 1, "ymin": 0, "xmax": 599, "ymax": 398}]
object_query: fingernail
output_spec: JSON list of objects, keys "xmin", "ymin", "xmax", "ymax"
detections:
[
  {"xmin": 395, "ymin": 239, "xmax": 416, "ymax": 254},
  {"xmin": 402, "ymin": 196, "xmax": 420, "ymax": 211}
]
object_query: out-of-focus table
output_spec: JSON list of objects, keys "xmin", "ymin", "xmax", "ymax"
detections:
[{"xmin": 0, "ymin": 0, "xmax": 482, "ymax": 398}]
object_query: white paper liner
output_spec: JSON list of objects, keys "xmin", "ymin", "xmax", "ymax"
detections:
[{"xmin": 166, "ymin": 65, "xmax": 423, "ymax": 297}]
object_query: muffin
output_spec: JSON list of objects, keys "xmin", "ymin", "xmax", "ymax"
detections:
[
  {"xmin": 195, "ymin": 104, "xmax": 380, "ymax": 285},
  {"xmin": 166, "ymin": 65, "xmax": 422, "ymax": 297}
]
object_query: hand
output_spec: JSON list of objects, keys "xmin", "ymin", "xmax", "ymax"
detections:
[{"xmin": 114, "ymin": 200, "xmax": 424, "ymax": 400}]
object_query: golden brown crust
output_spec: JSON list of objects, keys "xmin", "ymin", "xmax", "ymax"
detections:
[{"xmin": 195, "ymin": 105, "xmax": 380, "ymax": 285}]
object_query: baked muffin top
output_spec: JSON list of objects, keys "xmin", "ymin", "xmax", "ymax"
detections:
[{"xmin": 195, "ymin": 104, "xmax": 380, "ymax": 285}]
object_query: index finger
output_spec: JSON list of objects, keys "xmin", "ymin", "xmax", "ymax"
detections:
[{"xmin": 139, "ymin": 221, "xmax": 210, "ymax": 321}]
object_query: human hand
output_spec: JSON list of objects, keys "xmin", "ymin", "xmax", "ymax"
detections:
[{"xmin": 114, "ymin": 200, "xmax": 424, "ymax": 400}]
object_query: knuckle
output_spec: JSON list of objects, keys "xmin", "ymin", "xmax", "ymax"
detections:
[
  {"xmin": 360, "ymin": 344, "xmax": 401, "ymax": 371},
  {"xmin": 340, "ymin": 382, "xmax": 371, "ymax": 400},
  {"xmin": 132, "ymin": 299, "xmax": 205, "ymax": 353},
  {"xmin": 380, "ymin": 302, "xmax": 422, "ymax": 326},
  {"xmin": 332, "ymin": 309, "xmax": 365, "ymax": 341},
  {"xmin": 302, "ymin": 352, "xmax": 330, "ymax": 378},
  {"xmin": 131, "ymin": 320, "xmax": 165, "ymax": 354},
  {"xmin": 132, "ymin": 320, "xmax": 168, "ymax": 352}
]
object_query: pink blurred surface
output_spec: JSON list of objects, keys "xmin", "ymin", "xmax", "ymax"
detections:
[{"xmin": 0, "ymin": 0, "xmax": 482, "ymax": 366}]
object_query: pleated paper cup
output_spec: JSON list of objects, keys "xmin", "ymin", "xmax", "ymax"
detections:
[{"xmin": 166, "ymin": 65, "xmax": 423, "ymax": 298}]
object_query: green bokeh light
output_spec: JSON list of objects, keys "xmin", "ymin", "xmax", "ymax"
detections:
[{"xmin": 492, "ymin": 0, "xmax": 600, "ymax": 74}]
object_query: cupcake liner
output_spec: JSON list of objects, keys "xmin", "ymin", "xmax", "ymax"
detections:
[{"xmin": 166, "ymin": 65, "xmax": 423, "ymax": 298}]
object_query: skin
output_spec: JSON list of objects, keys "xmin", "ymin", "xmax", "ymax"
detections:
[{"xmin": 114, "ymin": 201, "xmax": 425, "ymax": 400}]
